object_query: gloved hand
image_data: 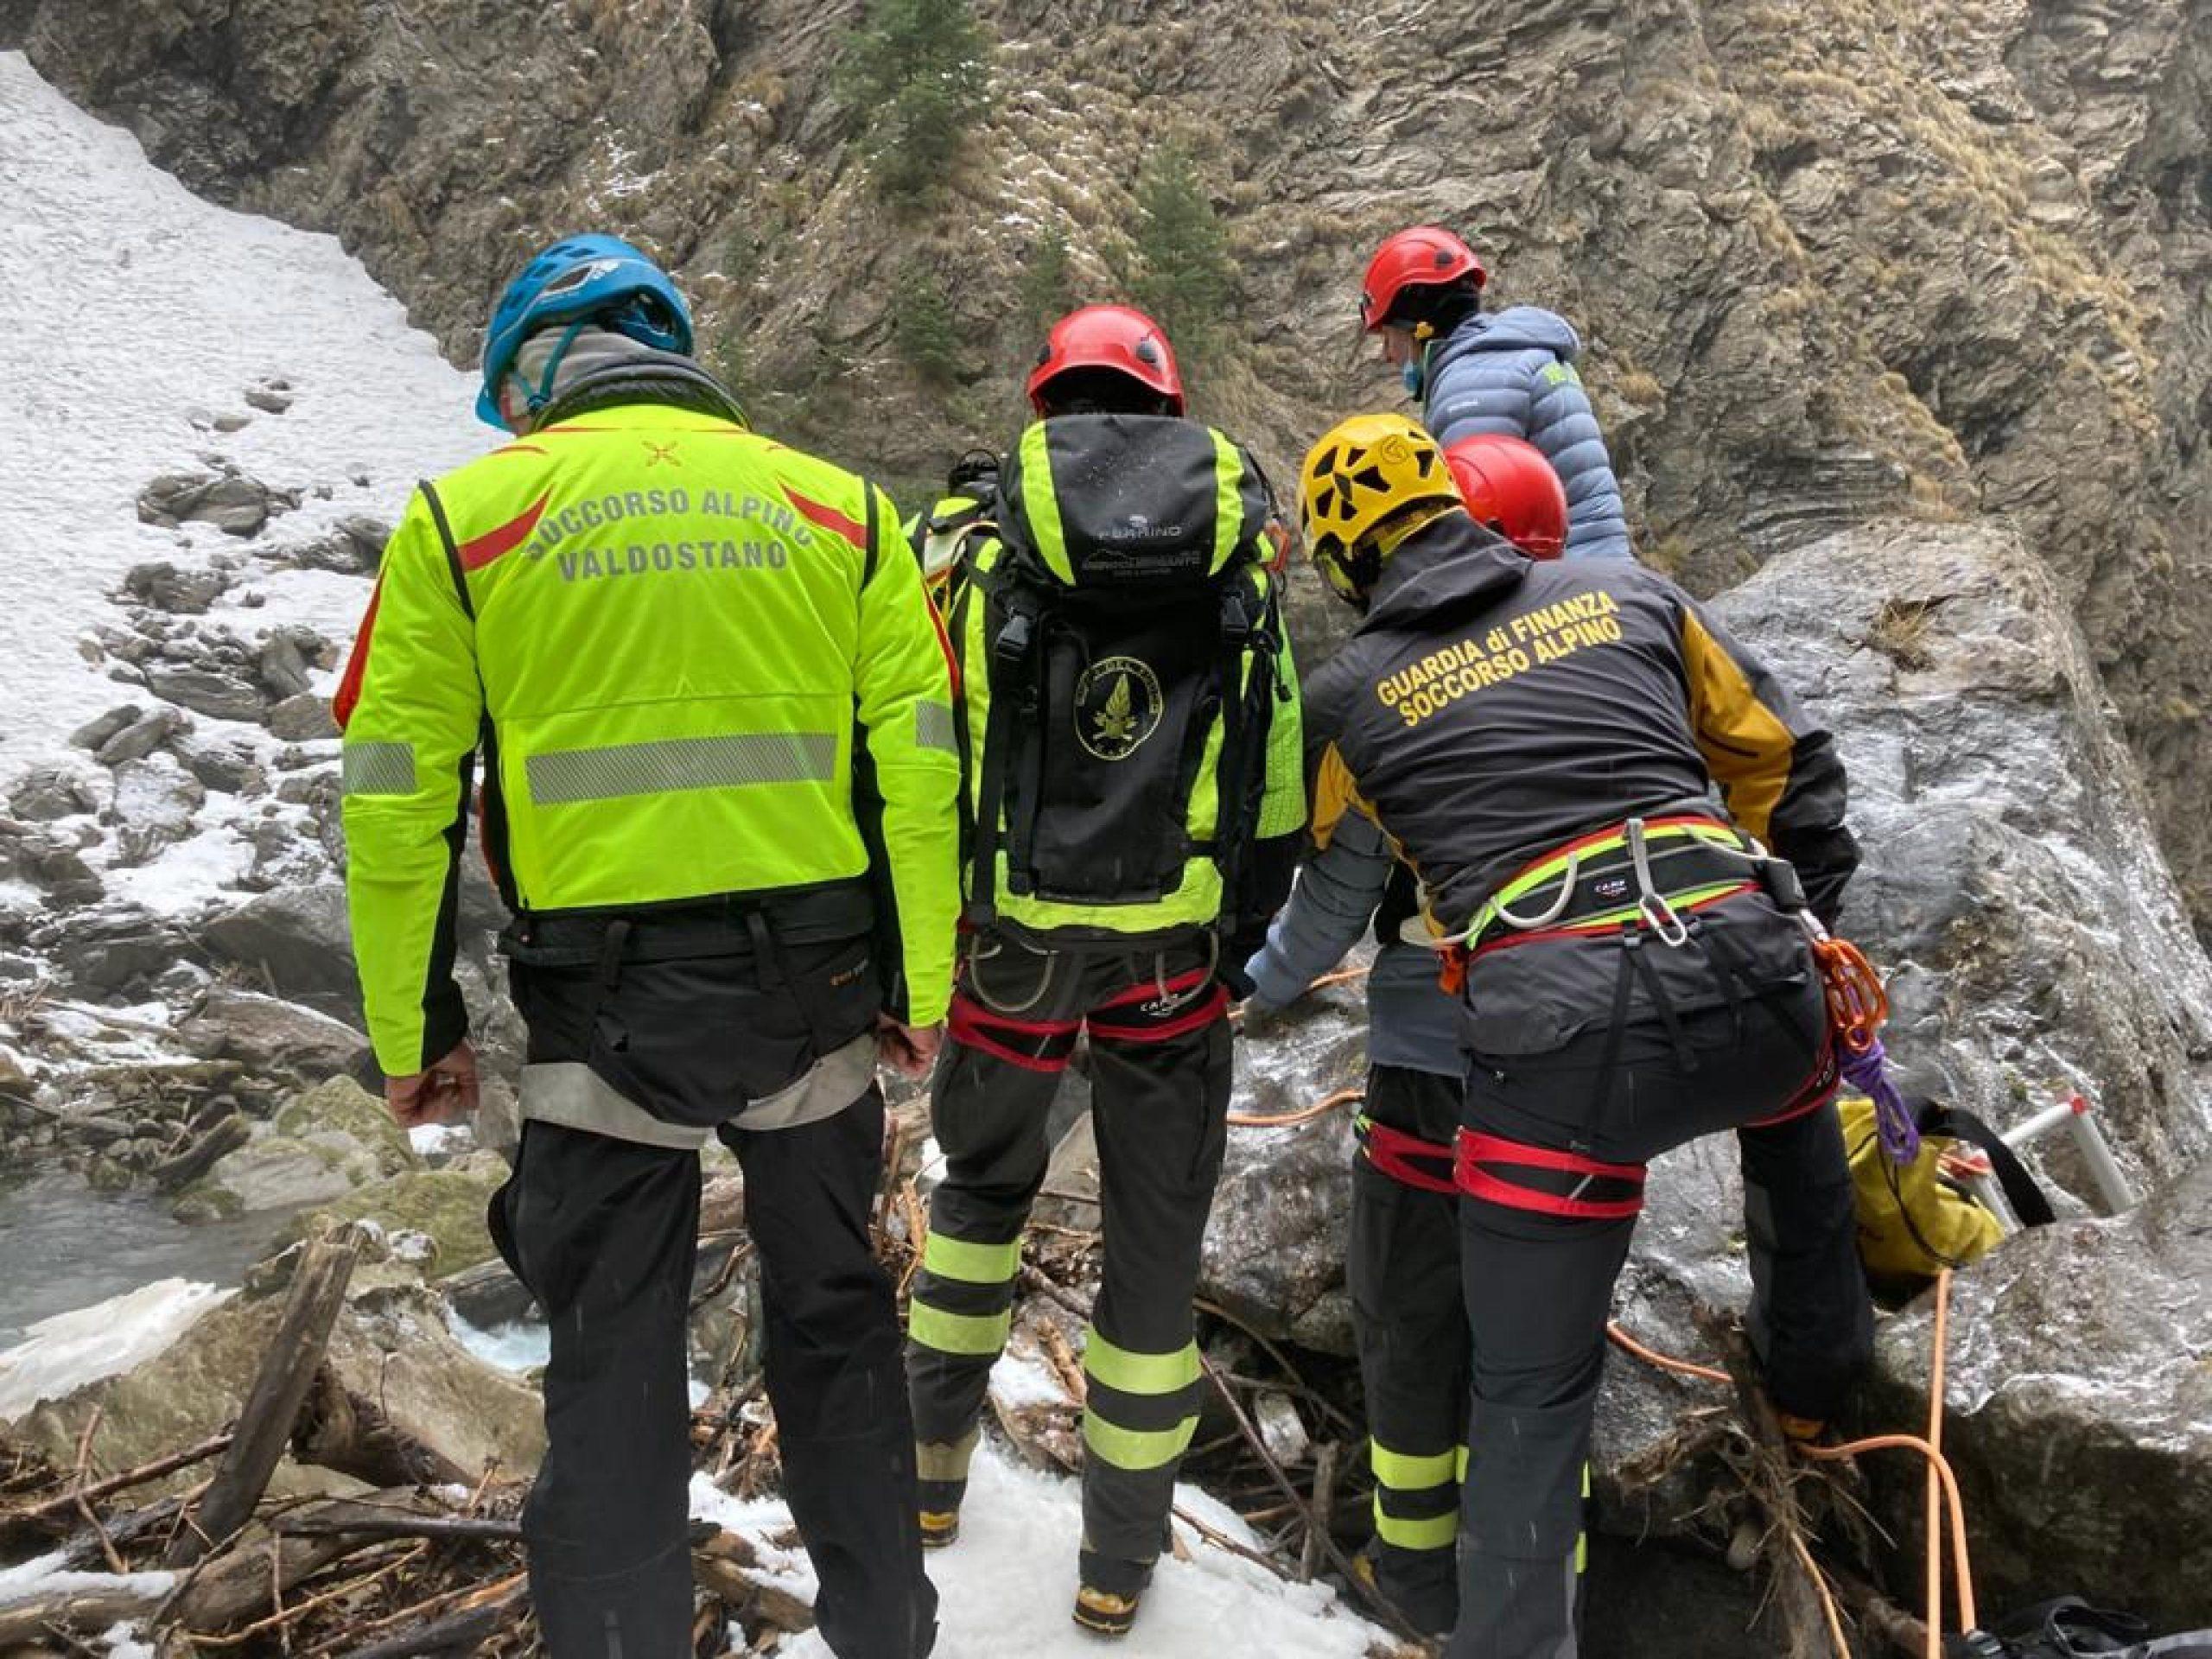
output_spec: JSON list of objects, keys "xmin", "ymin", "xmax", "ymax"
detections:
[{"xmin": 1218, "ymin": 957, "xmax": 1259, "ymax": 1002}]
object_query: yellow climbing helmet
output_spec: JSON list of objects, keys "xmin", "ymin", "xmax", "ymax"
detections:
[{"xmin": 1299, "ymin": 412, "xmax": 1461, "ymax": 603}]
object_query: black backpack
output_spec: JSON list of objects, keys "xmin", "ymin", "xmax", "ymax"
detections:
[{"xmin": 958, "ymin": 413, "xmax": 1286, "ymax": 932}]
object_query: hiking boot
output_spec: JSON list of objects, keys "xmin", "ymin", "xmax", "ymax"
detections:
[
  {"xmin": 918, "ymin": 1507, "xmax": 961, "ymax": 1549},
  {"xmin": 1071, "ymin": 1583, "xmax": 1142, "ymax": 1637},
  {"xmin": 1073, "ymin": 1546, "xmax": 1156, "ymax": 1638},
  {"xmin": 1351, "ymin": 1545, "xmax": 1455, "ymax": 1643},
  {"xmin": 917, "ymin": 1477, "xmax": 964, "ymax": 1550}
]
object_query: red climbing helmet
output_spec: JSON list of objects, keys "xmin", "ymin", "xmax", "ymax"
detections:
[
  {"xmin": 1444, "ymin": 435, "xmax": 1568, "ymax": 560},
  {"xmin": 1026, "ymin": 304, "xmax": 1185, "ymax": 416},
  {"xmin": 1359, "ymin": 226, "xmax": 1489, "ymax": 333}
]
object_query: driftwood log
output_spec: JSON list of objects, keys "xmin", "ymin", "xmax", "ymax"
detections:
[
  {"xmin": 290, "ymin": 1367, "xmax": 474, "ymax": 1491},
  {"xmin": 167, "ymin": 1230, "xmax": 362, "ymax": 1567}
]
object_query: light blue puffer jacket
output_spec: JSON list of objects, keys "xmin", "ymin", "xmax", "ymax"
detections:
[{"xmin": 1423, "ymin": 305, "xmax": 1631, "ymax": 562}]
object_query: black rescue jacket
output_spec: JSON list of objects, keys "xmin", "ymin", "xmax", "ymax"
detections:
[{"xmin": 1305, "ymin": 512, "xmax": 1859, "ymax": 934}]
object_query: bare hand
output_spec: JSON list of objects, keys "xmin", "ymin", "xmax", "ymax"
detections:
[
  {"xmin": 385, "ymin": 1040, "xmax": 480, "ymax": 1128},
  {"xmin": 874, "ymin": 1016, "xmax": 943, "ymax": 1080}
]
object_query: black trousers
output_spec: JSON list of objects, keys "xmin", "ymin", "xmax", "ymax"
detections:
[
  {"xmin": 1350, "ymin": 1065, "xmax": 1468, "ymax": 1637},
  {"xmin": 906, "ymin": 932, "xmax": 1230, "ymax": 1596},
  {"xmin": 493, "ymin": 933, "xmax": 935, "ymax": 1659},
  {"xmin": 1449, "ymin": 943, "xmax": 1872, "ymax": 1658}
]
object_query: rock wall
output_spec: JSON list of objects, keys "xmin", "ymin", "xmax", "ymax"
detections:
[{"xmin": 5, "ymin": 0, "xmax": 2208, "ymax": 913}]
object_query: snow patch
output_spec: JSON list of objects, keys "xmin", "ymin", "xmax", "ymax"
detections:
[
  {"xmin": 0, "ymin": 51, "xmax": 484, "ymax": 779},
  {"xmin": 0, "ymin": 1278, "xmax": 233, "ymax": 1420},
  {"xmin": 690, "ymin": 1443, "xmax": 1383, "ymax": 1657},
  {"xmin": 0, "ymin": 1549, "xmax": 175, "ymax": 1606}
]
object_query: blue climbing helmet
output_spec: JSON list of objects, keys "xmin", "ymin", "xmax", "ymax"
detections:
[{"xmin": 475, "ymin": 233, "xmax": 693, "ymax": 429}]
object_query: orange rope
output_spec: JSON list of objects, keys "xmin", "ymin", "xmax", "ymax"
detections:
[
  {"xmin": 1226, "ymin": 1086, "xmax": 1363, "ymax": 1130},
  {"xmin": 1927, "ymin": 1268, "xmax": 1953, "ymax": 1656},
  {"xmin": 1307, "ymin": 965, "xmax": 1372, "ymax": 992},
  {"xmin": 1800, "ymin": 1433, "xmax": 1976, "ymax": 1633},
  {"xmin": 1605, "ymin": 1321, "xmax": 1730, "ymax": 1384}
]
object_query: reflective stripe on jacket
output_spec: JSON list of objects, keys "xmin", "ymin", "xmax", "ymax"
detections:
[{"xmin": 337, "ymin": 402, "xmax": 961, "ymax": 1073}]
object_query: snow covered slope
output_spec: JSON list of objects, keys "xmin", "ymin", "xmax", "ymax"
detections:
[{"xmin": 0, "ymin": 49, "xmax": 485, "ymax": 777}]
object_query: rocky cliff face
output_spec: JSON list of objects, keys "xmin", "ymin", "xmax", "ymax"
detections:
[{"xmin": 7, "ymin": 0, "xmax": 2208, "ymax": 912}]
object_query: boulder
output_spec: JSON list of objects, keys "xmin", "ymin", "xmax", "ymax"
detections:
[
  {"xmin": 257, "ymin": 631, "xmax": 314, "ymax": 700},
  {"xmin": 1862, "ymin": 1161, "xmax": 2212, "ymax": 1630},
  {"xmin": 1195, "ymin": 980, "xmax": 1370, "ymax": 1353},
  {"xmin": 146, "ymin": 662, "xmax": 267, "ymax": 723},
  {"xmin": 264, "ymin": 691, "xmax": 340, "ymax": 741},
  {"xmin": 136, "ymin": 468, "xmax": 300, "ymax": 537},
  {"xmin": 4, "ymin": 1269, "xmax": 542, "ymax": 1485},
  {"xmin": 109, "ymin": 754, "xmax": 207, "ymax": 867},
  {"xmin": 123, "ymin": 560, "xmax": 230, "ymax": 615},
  {"xmin": 171, "ymin": 730, "xmax": 259, "ymax": 794},
  {"xmin": 1711, "ymin": 522, "xmax": 2212, "ymax": 1190},
  {"xmin": 294, "ymin": 1151, "xmax": 512, "ymax": 1276},
  {"xmin": 68, "ymin": 703, "xmax": 143, "ymax": 753},
  {"xmin": 175, "ymin": 1077, "xmax": 416, "ymax": 1218},
  {"xmin": 198, "ymin": 883, "xmax": 358, "ymax": 1013},
  {"xmin": 93, "ymin": 707, "xmax": 188, "ymax": 767},
  {"xmin": 177, "ymin": 987, "xmax": 367, "ymax": 1084},
  {"xmin": 7, "ymin": 764, "xmax": 96, "ymax": 823},
  {"xmin": 35, "ymin": 904, "xmax": 192, "ymax": 995}
]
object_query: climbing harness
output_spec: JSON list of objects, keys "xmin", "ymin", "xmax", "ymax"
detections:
[{"xmin": 1354, "ymin": 1113, "xmax": 1458, "ymax": 1194}]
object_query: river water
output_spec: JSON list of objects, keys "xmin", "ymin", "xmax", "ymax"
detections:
[{"xmin": 0, "ymin": 1166, "xmax": 299, "ymax": 1347}]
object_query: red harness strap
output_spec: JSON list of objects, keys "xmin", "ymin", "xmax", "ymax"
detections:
[
  {"xmin": 1086, "ymin": 967, "xmax": 1228, "ymax": 1046},
  {"xmin": 1454, "ymin": 1130, "xmax": 1648, "ymax": 1221},
  {"xmin": 948, "ymin": 995, "xmax": 1080, "ymax": 1074},
  {"xmin": 1357, "ymin": 1118, "xmax": 1459, "ymax": 1196},
  {"xmin": 1741, "ymin": 1034, "xmax": 1842, "ymax": 1130}
]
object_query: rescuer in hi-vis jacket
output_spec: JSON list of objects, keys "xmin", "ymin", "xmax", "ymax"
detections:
[
  {"xmin": 336, "ymin": 235, "xmax": 957, "ymax": 1659},
  {"xmin": 902, "ymin": 305, "xmax": 1306, "ymax": 1637},
  {"xmin": 1294, "ymin": 413, "xmax": 1872, "ymax": 1657}
]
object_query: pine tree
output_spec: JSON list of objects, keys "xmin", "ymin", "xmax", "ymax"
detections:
[
  {"xmin": 1130, "ymin": 146, "xmax": 1236, "ymax": 364},
  {"xmin": 1014, "ymin": 224, "xmax": 1076, "ymax": 341},
  {"xmin": 838, "ymin": 0, "xmax": 995, "ymax": 206},
  {"xmin": 893, "ymin": 259, "xmax": 964, "ymax": 387}
]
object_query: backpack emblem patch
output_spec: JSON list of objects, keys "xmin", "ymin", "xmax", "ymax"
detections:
[{"xmin": 1075, "ymin": 657, "xmax": 1164, "ymax": 761}]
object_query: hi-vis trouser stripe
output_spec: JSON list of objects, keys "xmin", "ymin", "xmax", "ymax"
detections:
[
  {"xmin": 1370, "ymin": 1440, "xmax": 1464, "ymax": 1551},
  {"xmin": 1080, "ymin": 1329, "xmax": 1200, "ymax": 1471},
  {"xmin": 524, "ymin": 732, "xmax": 837, "ymax": 805},
  {"xmin": 341, "ymin": 741, "xmax": 417, "ymax": 796},
  {"xmin": 907, "ymin": 1229, "xmax": 1023, "ymax": 1359}
]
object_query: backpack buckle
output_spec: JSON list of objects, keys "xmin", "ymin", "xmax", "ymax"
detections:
[{"xmin": 994, "ymin": 610, "xmax": 1034, "ymax": 665}]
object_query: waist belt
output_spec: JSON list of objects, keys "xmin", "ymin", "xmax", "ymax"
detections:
[
  {"xmin": 1451, "ymin": 815, "xmax": 1768, "ymax": 958},
  {"xmin": 503, "ymin": 880, "xmax": 875, "ymax": 967}
]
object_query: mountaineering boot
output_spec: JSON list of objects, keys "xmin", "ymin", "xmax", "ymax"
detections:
[
  {"xmin": 1071, "ymin": 1584, "xmax": 1142, "ymax": 1638},
  {"xmin": 918, "ymin": 1478, "xmax": 963, "ymax": 1550},
  {"xmin": 1072, "ymin": 1541, "xmax": 1160, "ymax": 1638},
  {"xmin": 1352, "ymin": 1545, "xmax": 1455, "ymax": 1643}
]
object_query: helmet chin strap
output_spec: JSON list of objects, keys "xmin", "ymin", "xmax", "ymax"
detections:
[{"xmin": 525, "ymin": 319, "xmax": 594, "ymax": 419}]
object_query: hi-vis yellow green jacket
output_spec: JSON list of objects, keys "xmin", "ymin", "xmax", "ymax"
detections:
[{"xmin": 336, "ymin": 404, "xmax": 962, "ymax": 1076}]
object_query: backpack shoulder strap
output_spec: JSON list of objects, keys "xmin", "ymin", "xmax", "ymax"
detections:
[
  {"xmin": 1207, "ymin": 563, "xmax": 1281, "ymax": 923},
  {"xmin": 416, "ymin": 479, "xmax": 476, "ymax": 621},
  {"xmin": 962, "ymin": 559, "xmax": 1047, "ymax": 925}
]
